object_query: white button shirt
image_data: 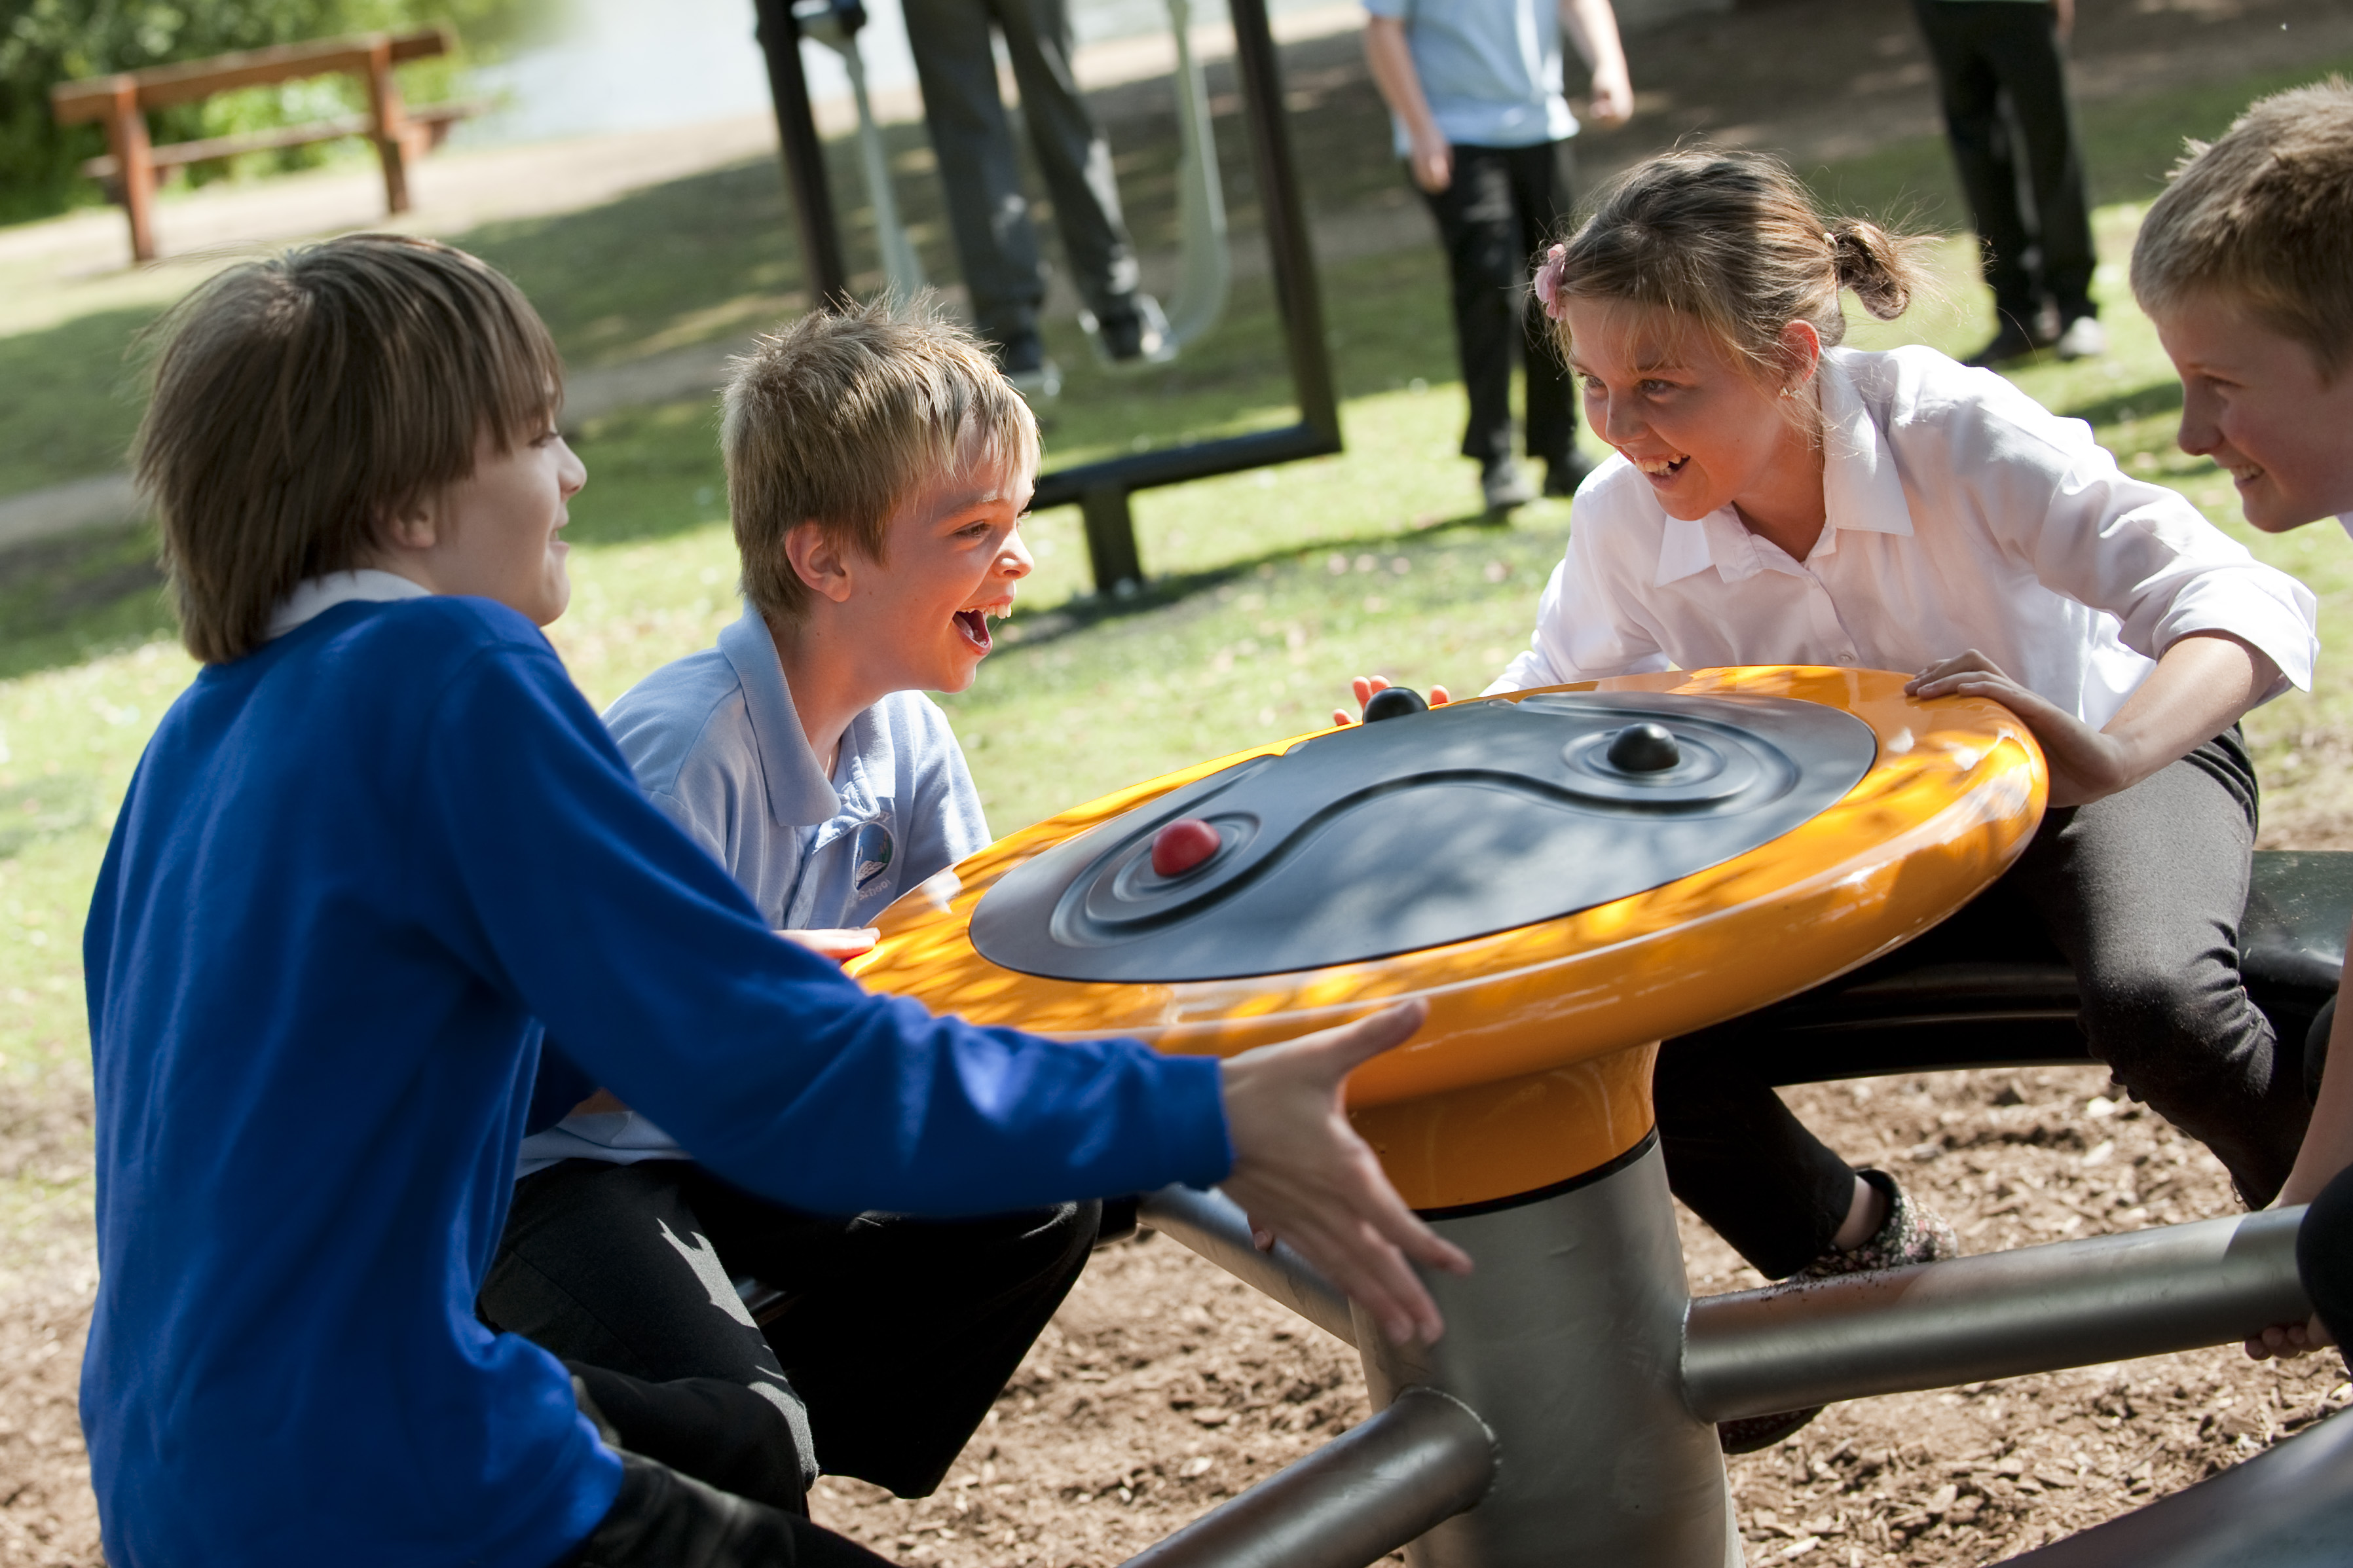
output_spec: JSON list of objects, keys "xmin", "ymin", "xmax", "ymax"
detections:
[{"xmin": 1490, "ymin": 345, "xmax": 2318, "ymax": 729}]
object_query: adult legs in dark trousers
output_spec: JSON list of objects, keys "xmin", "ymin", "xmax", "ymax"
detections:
[
  {"xmin": 904, "ymin": 0, "xmax": 1147, "ymax": 374},
  {"xmin": 480, "ymin": 1159, "xmax": 1100, "ymax": 1510},
  {"xmin": 1658, "ymin": 729, "xmax": 2306, "ymax": 1281},
  {"xmin": 1419, "ymin": 139, "xmax": 1584, "ymax": 512},
  {"xmin": 1910, "ymin": 0, "xmax": 2102, "ymax": 363}
]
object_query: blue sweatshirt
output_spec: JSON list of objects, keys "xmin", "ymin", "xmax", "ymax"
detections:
[{"xmin": 81, "ymin": 596, "xmax": 1231, "ymax": 1568}]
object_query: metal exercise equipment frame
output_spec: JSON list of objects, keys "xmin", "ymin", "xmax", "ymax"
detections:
[
  {"xmin": 748, "ymin": 0, "xmax": 1341, "ymax": 594},
  {"xmin": 847, "ymin": 669, "xmax": 2353, "ymax": 1568}
]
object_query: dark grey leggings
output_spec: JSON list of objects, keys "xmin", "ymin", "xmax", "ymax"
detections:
[{"xmin": 1657, "ymin": 729, "xmax": 2308, "ymax": 1279}]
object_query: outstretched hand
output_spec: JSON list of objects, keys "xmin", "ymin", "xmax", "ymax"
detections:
[
  {"xmin": 1330, "ymin": 674, "xmax": 1453, "ymax": 729},
  {"xmin": 1219, "ymin": 1001, "xmax": 1473, "ymax": 1344},
  {"xmin": 780, "ymin": 927, "xmax": 881, "ymax": 962},
  {"xmin": 1904, "ymin": 651, "xmax": 2127, "ymax": 807}
]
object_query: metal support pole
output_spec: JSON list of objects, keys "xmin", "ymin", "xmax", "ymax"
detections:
[
  {"xmin": 1682, "ymin": 1206, "xmax": 2310, "ymax": 1423},
  {"xmin": 1138, "ymin": 1184, "xmax": 1356, "ymax": 1345},
  {"xmin": 751, "ymin": 0, "xmax": 851, "ymax": 306},
  {"xmin": 1120, "ymin": 1387, "xmax": 1497, "ymax": 1568},
  {"xmin": 1082, "ymin": 486, "xmax": 1146, "ymax": 596},
  {"xmin": 1226, "ymin": 0, "xmax": 1339, "ymax": 452},
  {"xmin": 1358, "ymin": 1140, "xmax": 1742, "ymax": 1568}
]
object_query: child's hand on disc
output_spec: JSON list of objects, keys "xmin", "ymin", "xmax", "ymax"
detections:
[
  {"xmin": 1331, "ymin": 675, "xmax": 1451, "ymax": 727},
  {"xmin": 1219, "ymin": 1000, "xmax": 1472, "ymax": 1345},
  {"xmin": 1906, "ymin": 651, "xmax": 2124, "ymax": 807},
  {"xmin": 779, "ymin": 928, "xmax": 881, "ymax": 963}
]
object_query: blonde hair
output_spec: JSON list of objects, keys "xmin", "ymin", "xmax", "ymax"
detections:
[
  {"xmin": 1539, "ymin": 149, "xmax": 1935, "ymax": 386},
  {"xmin": 2131, "ymin": 78, "xmax": 2353, "ymax": 378},
  {"xmin": 136, "ymin": 234, "xmax": 562, "ymax": 665},
  {"xmin": 724, "ymin": 296, "xmax": 1040, "ymax": 621}
]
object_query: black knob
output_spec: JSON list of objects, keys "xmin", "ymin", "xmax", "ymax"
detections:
[
  {"xmin": 1605, "ymin": 722, "xmax": 1681, "ymax": 773},
  {"xmin": 1362, "ymin": 686, "xmax": 1429, "ymax": 723}
]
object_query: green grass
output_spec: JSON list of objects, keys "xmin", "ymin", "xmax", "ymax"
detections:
[{"xmin": 18, "ymin": 48, "xmax": 2353, "ymax": 1097}]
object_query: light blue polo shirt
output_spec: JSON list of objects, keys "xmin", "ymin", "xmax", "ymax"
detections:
[
  {"xmin": 517, "ymin": 604, "xmax": 991, "ymax": 1176},
  {"xmin": 1363, "ymin": 0, "xmax": 1578, "ymax": 155}
]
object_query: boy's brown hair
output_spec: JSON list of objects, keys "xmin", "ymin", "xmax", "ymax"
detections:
[
  {"xmin": 2131, "ymin": 79, "xmax": 2353, "ymax": 376},
  {"xmin": 136, "ymin": 234, "xmax": 563, "ymax": 665},
  {"xmin": 724, "ymin": 296, "xmax": 1039, "ymax": 621}
]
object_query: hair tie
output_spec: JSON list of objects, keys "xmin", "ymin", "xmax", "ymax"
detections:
[
  {"xmin": 1823, "ymin": 230, "xmax": 1838, "ymax": 247},
  {"xmin": 1532, "ymin": 243, "xmax": 1570, "ymax": 320}
]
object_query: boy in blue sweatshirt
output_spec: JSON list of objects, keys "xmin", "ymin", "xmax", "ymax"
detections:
[
  {"xmin": 481, "ymin": 301, "xmax": 1098, "ymax": 1515},
  {"xmin": 83, "ymin": 234, "xmax": 1467, "ymax": 1568}
]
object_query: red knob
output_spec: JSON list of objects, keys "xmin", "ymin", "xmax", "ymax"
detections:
[{"xmin": 1151, "ymin": 818, "xmax": 1223, "ymax": 878}]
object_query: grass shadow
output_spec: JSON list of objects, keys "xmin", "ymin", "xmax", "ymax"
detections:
[
  {"xmin": 0, "ymin": 523, "xmax": 174, "ymax": 683},
  {"xmin": 2059, "ymin": 377, "xmax": 2185, "ymax": 428}
]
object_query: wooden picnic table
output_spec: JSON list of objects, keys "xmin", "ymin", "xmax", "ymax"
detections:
[{"xmin": 49, "ymin": 28, "xmax": 489, "ymax": 263}]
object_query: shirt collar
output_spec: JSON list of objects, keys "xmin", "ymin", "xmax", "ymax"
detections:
[
  {"xmin": 265, "ymin": 570, "xmax": 430, "ymax": 639},
  {"xmin": 1652, "ymin": 349, "xmax": 1918, "ymax": 587},
  {"xmin": 718, "ymin": 604, "xmax": 841, "ymax": 829}
]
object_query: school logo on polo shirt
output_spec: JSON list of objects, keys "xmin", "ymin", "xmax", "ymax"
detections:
[{"xmin": 851, "ymin": 821, "xmax": 894, "ymax": 892}]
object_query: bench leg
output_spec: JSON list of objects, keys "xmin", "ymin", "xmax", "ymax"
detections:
[
  {"xmin": 103, "ymin": 79, "xmax": 157, "ymax": 263},
  {"xmin": 363, "ymin": 39, "xmax": 413, "ymax": 214}
]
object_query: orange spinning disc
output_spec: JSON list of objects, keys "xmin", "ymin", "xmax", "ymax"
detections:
[{"xmin": 851, "ymin": 667, "xmax": 2045, "ymax": 1209}]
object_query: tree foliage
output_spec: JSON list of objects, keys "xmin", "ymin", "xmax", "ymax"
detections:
[{"xmin": 0, "ymin": 0, "xmax": 539, "ymax": 224}]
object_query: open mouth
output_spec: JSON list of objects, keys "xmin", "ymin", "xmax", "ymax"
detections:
[
  {"xmin": 1633, "ymin": 453, "xmax": 1690, "ymax": 481},
  {"xmin": 954, "ymin": 608, "xmax": 994, "ymax": 653}
]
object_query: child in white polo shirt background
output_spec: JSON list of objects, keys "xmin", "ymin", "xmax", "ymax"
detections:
[{"xmin": 1362, "ymin": 0, "xmax": 1633, "ymax": 514}]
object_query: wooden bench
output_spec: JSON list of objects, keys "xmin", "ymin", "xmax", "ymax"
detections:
[{"xmin": 49, "ymin": 28, "xmax": 489, "ymax": 263}]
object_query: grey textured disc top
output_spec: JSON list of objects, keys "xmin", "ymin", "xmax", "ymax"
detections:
[{"xmin": 971, "ymin": 691, "xmax": 1878, "ymax": 983}]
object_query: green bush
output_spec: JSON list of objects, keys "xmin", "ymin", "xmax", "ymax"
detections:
[{"xmin": 0, "ymin": 0, "xmax": 538, "ymax": 225}]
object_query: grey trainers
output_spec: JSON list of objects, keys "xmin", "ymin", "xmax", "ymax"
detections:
[
  {"xmin": 1716, "ymin": 1172, "xmax": 1959, "ymax": 1454},
  {"xmin": 2054, "ymin": 314, "xmax": 2107, "ymax": 361}
]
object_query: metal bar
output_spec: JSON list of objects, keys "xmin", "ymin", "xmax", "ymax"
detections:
[
  {"xmin": 1120, "ymin": 1387, "xmax": 1496, "ymax": 1568},
  {"xmin": 1226, "ymin": 0, "xmax": 1340, "ymax": 450},
  {"xmin": 1138, "ymin": 1185, "xmax": 1356, "ymax": 1345},
  {"xmin": 1995, "ymin": 1406, "xmax": 2353, "ymax": 1567},
  {"xmin": 1029, "ymin": 422, "xmax": 1337, "ymax": 515},
  {"xmin": 1081, "ymin": 486, "xmax": 1145, "ymax": 593},
  {"xmin": 752, "ymin": 0, "xmax": 851, "ymax": 306},
  {"xmin": 1683, "ymin": 1206, "xmax": 2311, "ymax": 1423}
]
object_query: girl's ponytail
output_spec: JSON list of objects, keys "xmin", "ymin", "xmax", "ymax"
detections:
[
  {"xmin": 1538, "ymin": 149, "xmax": 1938, "ymax": 384},
  {"xmin": 1831, "ymin": 219, "xmax": 1921, "ymax": 321}
]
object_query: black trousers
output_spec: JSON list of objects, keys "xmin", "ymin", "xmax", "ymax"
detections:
[
  {"xmin": 1910, "ymin": 0, "xmax": 2098, "ymax": 328},
  {"xmin": 481, "ymin": 1159, "xmax": 1098, "ymax": 1506},
  {"xmin": 1418, "ymin": 139, "xmax": 1579, "ymax": 471},
  {"xmin": 904, "ymin": 0, "xmax": 1141, "ymax": 346},
  {"xmin": 559, "ymin": 1449, "xmax": 902, "ymax": 1568},
  {"xmin": 1658, "ymin": 731, "xmax": 2307, "ymax": 1279}
]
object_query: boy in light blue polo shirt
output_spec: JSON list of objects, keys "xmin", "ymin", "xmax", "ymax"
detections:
[
  {"xmin": 481, "ymin": 299, "xmax": 1084, "ymax": 1518},
  {"xmin": 1362, "ymin": 0, "xmax": 1632, "ymax": 511}
]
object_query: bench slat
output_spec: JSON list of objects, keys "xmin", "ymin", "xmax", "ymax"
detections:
[
  {"xmin": 77, "ymin": 100, "xmax": 488, "ymax": 180},
  {"xmin": 50, "ymin": 27, "xmax": 449, "ymax": 122}
]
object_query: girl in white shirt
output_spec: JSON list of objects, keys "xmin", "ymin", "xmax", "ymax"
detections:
[{"xmin": 1367, "ymin": 148, "xmax": 2320, "ymax": 1446}]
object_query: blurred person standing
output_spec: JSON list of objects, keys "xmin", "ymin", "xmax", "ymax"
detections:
[
  {"xmin": 905, "ymin": 0, "xmax": 1170, "ymax": 396},
  {"xmin": 1912, "ymin": 0, "xmax": 2105, "ymax": 365},
  {"xmin": 1363, "ymin": 0, "xmax": 1632, "ymax": 513}
]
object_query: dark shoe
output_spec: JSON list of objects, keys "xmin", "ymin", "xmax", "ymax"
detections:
[
  {"xmin": 1545, "ymin": 451, "xmax": 1597, "ymax": 498},
  {"xmin": 1716, "ymin": 1172, "xmax": 1959, "ymax": 1454},
  {"xmin": 1092, "ymin": 295, "xmax": 1176, "ymax": 368},
  {"xmin": 1963, "ymin": 323, "xmax": 2038, "ymax": 369},
  {"xmin": 1481, "ymin": 458, "xmax": 1536, "ymax": 511}
]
